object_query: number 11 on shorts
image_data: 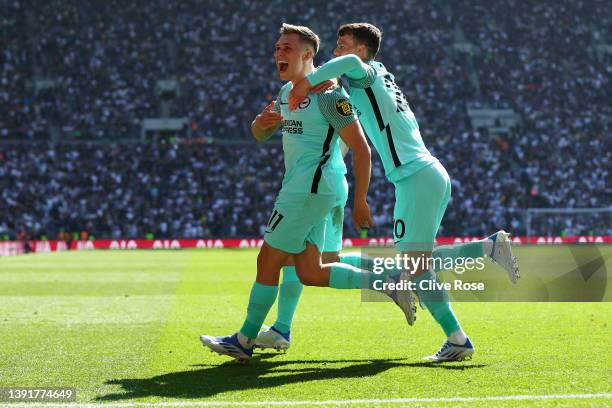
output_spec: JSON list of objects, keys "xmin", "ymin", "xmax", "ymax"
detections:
[{"xmin": 266, "ymin": 209, "xmax": 284, "ymax": 233}]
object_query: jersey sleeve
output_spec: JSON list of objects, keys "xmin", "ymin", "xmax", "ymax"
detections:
[
  {"xmin": 317, "ymin": 87, "xmax": 357, "ymax": 131},
  {"xmin": 307, "ymin": 55, "xmax": 372, "ymax": 86},
  {"xmin": 346, "ymin": 63, "xmax": 376, "ymax": 88}
]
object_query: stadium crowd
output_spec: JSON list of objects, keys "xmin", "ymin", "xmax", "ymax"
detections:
[
  {"xmin": 0, "ymin": 0, "xmax": 609, "ymax": 240},
  {"xmin": 1, "ymin": 134, "xmax": 608, "ymax": 241}
]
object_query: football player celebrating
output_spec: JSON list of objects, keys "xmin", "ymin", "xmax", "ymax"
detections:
[
  {"xmin": 200, "ymin": 24, "xmax": 414, "ymax": 362},
  {"xmin": 286, "ymin": 23, "xmax": 520, "ymax": 361}
]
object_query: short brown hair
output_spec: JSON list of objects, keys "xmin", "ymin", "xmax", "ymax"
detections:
[
  {"xmin": 338, "ymin": 23, "xmax": 382, "ymax": 59},
  {"xmin": 280, "ymin": 23, "xmax": 320, "ymax": 55}
]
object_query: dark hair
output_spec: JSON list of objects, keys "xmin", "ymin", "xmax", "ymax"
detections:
[
  {"xmin": 280, "ymin": 23, "xmax": 320, "ymax": 55},
  {"xmin": 337, "ymin": 23, "xmax": 382, "ymax": 59}
]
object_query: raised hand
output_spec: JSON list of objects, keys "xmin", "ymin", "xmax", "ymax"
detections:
[
  {"xmin": 254, "ymin": 101, "xmax": 283, "ymax": 130},
  {"xmin": 288, "ymin": 78, "xmax": 312, "ymax": 111}
]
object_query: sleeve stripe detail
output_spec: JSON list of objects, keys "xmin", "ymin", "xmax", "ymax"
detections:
[
  {"xmin": 347, "ymin": 65, "xmax": 376, "ymax": 88},
  {"xmin": 318, "ymin": 89, "xmax": 356, "ymax": 131},
  {"xmin": 310, "ymin": 125, "xmax": 334, "ymax": 194}
]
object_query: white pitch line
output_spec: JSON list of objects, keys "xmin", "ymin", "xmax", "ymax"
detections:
[{"xmin": 4, "ymin": 393, "xmax": 612, "ymax": 407}]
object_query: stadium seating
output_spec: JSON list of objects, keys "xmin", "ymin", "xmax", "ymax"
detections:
[{"xmin": 0, "ymin": 0, "xmax": 609, "ymax": 239}]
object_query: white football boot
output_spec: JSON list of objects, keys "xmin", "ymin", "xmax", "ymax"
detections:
[
  {"xmin": 423, "ymin": 337, "xmax": 475, "ymax": 362},
  {"xmin": 488, "ymin": 230, "xmax": 520, "ymax": 283},
  {"xmin": 383, "ymin": 271, "xmax": 417, "ymax": 326},
  {"xmin": 199, "ymin": 333, "xmax": 252, "ymax": 362},
  {"xmin": 254, "ymin": 326, "xmax": 290, "ymax": 352}
]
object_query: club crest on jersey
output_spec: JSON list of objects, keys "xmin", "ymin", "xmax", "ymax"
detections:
[
  {"xmin": 298, "ymin": 96, "xmax": 311, "ymax": 109},
  {"xmin": 336, "ymin": 99, "xmax": 353, "ymax": 116}
]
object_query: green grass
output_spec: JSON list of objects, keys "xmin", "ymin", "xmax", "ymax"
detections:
[{"xmin": 0, "ymin": 248, "xmax": 611, "ymax": 407}]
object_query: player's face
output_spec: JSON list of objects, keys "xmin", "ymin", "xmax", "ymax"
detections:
[
  {"xmin": 275, "ymin": 34, "xmax": 309, "ymax": 81},
  {"xmin": 334, "ymin": 34, "xmax": 366, "ymax": 61}
]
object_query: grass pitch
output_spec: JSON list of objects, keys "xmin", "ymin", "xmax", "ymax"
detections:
[{"xmin": 1, "ymin": 248, "xmax": 611, "ymax": 407}]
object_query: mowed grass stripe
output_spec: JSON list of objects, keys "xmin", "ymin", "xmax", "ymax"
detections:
[
  {"xmin": 1, "ymin": 295, "xmax": 177, "ymax": 324},
  {"xmin": 142, "ymin": 250, "xmax": 256, "ymax": 378},
  {"xmin": 0, "ymin": 251, "xmax": 190, "ymax": 400},
  {"xmin": 97, "ymin": 249, "xmax": 611, "ymax": 403},
  {"xmin": 1, "ymin": 250, "xmax": 184, "ymax": 267},
  {"xmin": 0, "ymin": 271, "xmax": 181, "ymax": 283},
  {"xmin": 0, "ymin": 283, "xmax": 182, "ymax": 296},
  {"xmin": 0, "ymin": 251, "xmax": 187, "ymax": 297},
  {"xmin": 1, "ymin": 248, "xmax": 611, "ymax": 404}
]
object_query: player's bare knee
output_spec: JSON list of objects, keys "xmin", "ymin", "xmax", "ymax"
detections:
[
  {"xmin": 298, "ymin": 274, "xmax": 323, "ymax": 286},
  {"xmin": 295, "ymin": 264, "xmax": 324, "ymax": 286},
  {"xmin": 294, "ymin": 266, "xmax": 314, "ymax": 285}
]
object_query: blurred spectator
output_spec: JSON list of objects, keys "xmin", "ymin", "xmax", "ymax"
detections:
[
  {"xmin": 0, "ymin": 140, "xmax": 608, "ymax": 240},
  {"xmin": 0, "ymin": 0, "xmax": 609, "ymax": 239}
]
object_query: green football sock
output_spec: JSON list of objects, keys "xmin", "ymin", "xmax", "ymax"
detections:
[
  {"xmin": 339, "ymin": 252, "xmax": 375, "ymax": 270},
  {"xmin": 413, "ymin": 270, "xmax": 461, "ymax": 337},
  {"xmin": 329, "ymin": 263, "xmax": 381, "ymax": 289},
  {"xmin": 239, "ymin": 282, "xmax": 278, "ymax": 339},
  {"xmin": 273, "ymin": 266, "xmax": 303, "ymax": 333},
  {"xmin": 432, "ymin": 241, "xmax": 485, "ymax": 273}
]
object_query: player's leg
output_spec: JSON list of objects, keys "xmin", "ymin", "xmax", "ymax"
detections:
[
  {"xmin": 394, "ymin": 162, "xmax": 474, "ymax": 361},
  {"xmin": 335, "ymin": 249, "xmax": 378, "ymax": 271},
  {"xmin": 200, "ymin": 193, "xmax": 316, "ymax": 361},
  {"xmin": 258, "ymin": 176, "xmax": 349, "ymax": 350},
  {"xmin": 200, "ymin": 241, "xmax": 289, "ymax": 361},
  {"xmin": 256, "ymin": 224, "xmax": 346, "ymax": 351},
  {"xmin": 253, "ymin": 254, "xmax": 300, "ymax": 351},
  {"xmin": 432, "ymin": 242, "xmax": 486, "ymax": 271},
  {"xmin": 292, "ymin": 205, "xmax": 352, "ymax": 287},
  {"xmin": 277, "ymin": 260, "xmax": 302, "ymax": 335},
  {"xmin": 278, "ymin": 211, "xmax": 372, "ymax": 288},
  {"xmin": 432, "ymin": 232, "xmax": 519, "ymax": 283},
  {"xmin": 294, "ymin": 242, "xmax": 380, "ymax": 289},
  {"xmin": 290, "ymin": 216, "xmax": 416, "ymax": 324},
  {"xmin": 255, "ymin": 268, "xmax": 300, "ymax": 351},
  {"xmin": 278, "ymin": 187, "xmax": 348, "ymax": 328}
]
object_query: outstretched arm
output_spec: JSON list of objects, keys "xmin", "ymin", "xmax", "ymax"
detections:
[
  {"xmin": 308, "ymin": 54, "xmax": 369, "ymax": 84},
  {"xmin": 288, "ymin": 55, "xmax": 370, "ymax": 110}
]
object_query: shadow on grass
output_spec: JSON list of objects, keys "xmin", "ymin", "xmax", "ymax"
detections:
[
  {"xmin": 404, "ymin": 362, "xmax": 488, "ymax": 371},
  {"xmin": 96, "ymin": 353, "xmax": 486, "ymax": 401}
]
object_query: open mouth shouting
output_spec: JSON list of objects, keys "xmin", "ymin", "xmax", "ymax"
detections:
[{"xmin": 277, "ymin": 61, "xmax": 289, "ymax": 74}]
